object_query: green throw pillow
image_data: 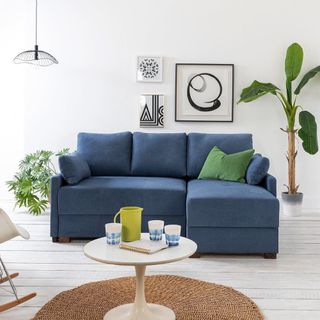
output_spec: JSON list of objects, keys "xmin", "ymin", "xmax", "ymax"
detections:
[{"xmin": 198, "ymin": 146, "xmax": 254, "ymax": 183}]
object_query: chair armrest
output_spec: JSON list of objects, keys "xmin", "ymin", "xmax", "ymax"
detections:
[{"xmin": 259, "ymin": 174, "xmax": 277, "ymax": 197}]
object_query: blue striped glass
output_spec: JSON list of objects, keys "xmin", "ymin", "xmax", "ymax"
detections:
[
  {"xmin": 106, "ymin": 232, "xmax": 121, "ymax": 245},
  {"xmin": 165, "ymin": 234, "xmax": 180, "ymax": 246},
  {"xmin": 149, "ymin": 228, "xmax": 163, "ymax": 241}
]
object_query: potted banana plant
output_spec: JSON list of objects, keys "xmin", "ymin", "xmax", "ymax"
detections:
[{"xmin": 238, "ymin": 43, "xmax": 319, "ymax": 216}]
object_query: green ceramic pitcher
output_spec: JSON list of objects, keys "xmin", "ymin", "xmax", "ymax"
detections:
[{"xmin": 114, "ymin": 207, "xmax": 143, "ymax": 242}]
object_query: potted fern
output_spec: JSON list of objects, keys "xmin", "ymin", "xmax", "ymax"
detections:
[
  {"xmin": 238, "ymin": 43, "xmax": 319, "ymax": 216},
  {"xmin": 7, "ymin": 149, "xmax": 68, "ymax": 215}
]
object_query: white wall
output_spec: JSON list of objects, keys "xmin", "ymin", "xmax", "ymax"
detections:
[
  {"xmin": 2, "ymin": 0, "xmax": 320, "ymax": 209},
  {"xmin": 0, "ymin": 1, "xmax": 26, "ymax": 199}
]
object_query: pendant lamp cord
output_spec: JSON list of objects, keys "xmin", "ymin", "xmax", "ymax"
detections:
[{"xmin": 35, "ymin": 0, "xmax": 38, "ymax": 46}]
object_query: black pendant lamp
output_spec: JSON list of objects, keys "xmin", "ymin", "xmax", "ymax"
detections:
[{"xmin": 14, "ymin": 0, "xmax": 58, "ymax": 66}]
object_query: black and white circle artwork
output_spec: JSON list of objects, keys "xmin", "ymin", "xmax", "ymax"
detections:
[
  {"xmin": 137, "ymin": 56, "xmax": 163, "ymax": 82},
  {"xmin": 187, "ymin": 73, "xmax": 222, "ymax": 112},
  {"xmin": 175, "ymin": 64, "xmax": 234, "ymax": 122}
]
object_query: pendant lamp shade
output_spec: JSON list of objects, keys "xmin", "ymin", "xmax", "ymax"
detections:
[
  {"xmin": 14, "ymin": 0, "xmax": 58, "ymax": 66},
  {"xmin": 14, "ymin": 45, "xmax": 58, "ymax": 66}
]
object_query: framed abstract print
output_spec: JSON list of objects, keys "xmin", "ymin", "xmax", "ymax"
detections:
[
  {"xmin": 175, "ymin": 64, "xmax": 234, "ymax": 122},
  {"xmin": 137, "ymin": 56, "xmax": 163, "ymax": 82}
]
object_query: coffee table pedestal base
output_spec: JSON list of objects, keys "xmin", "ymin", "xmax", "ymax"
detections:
[
  {"xmin": 104, "ymin": 265, "xmax": 175, "ymax": 320},
  {"xmin": 104, "ymin": 303, "xmax": 175, "ymax": 320}
]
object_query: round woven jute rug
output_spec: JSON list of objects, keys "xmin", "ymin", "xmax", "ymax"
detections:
[{"xmin": 33, "ymin": 275, "xmax": 264, "ymax": 320}]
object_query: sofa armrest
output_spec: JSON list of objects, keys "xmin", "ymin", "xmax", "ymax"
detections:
[
  {"xmin": 260, "ymin": 174, "xmax": 277, "ymax": 197},
  {"xmin": 51, "ymin": 174, "xmax": 65, "ymax": 193},
  {"xmin": 50, "ymin": 174, "xmax": 65, "ymax": 237}
]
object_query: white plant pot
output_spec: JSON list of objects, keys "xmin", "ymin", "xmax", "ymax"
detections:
[{"xmin": 281, "ymin": 192, "xmax": 303, "ymax": 217}]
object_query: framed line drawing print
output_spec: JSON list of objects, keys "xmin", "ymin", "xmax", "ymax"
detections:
[
  {"xmin": 139, "ymin": 94, "xmax": 164, "ymax": 128},
  {"xmin": 175, "ymin": 64, "xmax": 234, "ymax": 122}
]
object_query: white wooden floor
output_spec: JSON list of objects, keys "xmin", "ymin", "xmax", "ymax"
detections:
[{"xmin": 0, "ymin": 202, "xmax": 320, "ymax": 320}]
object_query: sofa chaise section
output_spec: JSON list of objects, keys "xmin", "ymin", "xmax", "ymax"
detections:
[
  {"xmin": 186, "ymin": 133, "xmax": 279, "ymax": 258},
  {"xmin": 186, "ymin": 179, "xmax": 279, "ymax": 256}
]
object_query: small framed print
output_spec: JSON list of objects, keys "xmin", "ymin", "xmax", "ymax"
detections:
[
  {"xmin": 175, "ymin": 63, "xmax": 234, "ymax": 122},
  {"xmin": 137, "ymin": 56, "xmax": 163, "ymax": 82},
  {"xmin": 139, "ymin": 94, "xmax": 164, "ymax": 128}
]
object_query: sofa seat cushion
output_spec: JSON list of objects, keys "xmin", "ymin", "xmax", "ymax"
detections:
[
  {"xmin": 58, "ymin": 176, "xmax": 186, "ymax": 216},
  {"xmin": 187, "ymin": 180, "xmax": 279, "ymax": 228}
]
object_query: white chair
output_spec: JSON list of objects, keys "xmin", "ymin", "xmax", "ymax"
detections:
[{"xmin": 0, "ymin": 208, "xmax": 36, "ymax": 312}]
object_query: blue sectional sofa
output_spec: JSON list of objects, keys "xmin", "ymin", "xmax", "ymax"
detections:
[{"xmin": 51, "ymin": 132, "xmax": 279, "ymax": 258}]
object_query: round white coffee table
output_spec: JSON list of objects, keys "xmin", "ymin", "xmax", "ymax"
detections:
[{"xmin": 84, "ymin": 233, "xmax": 197, "ymax": 320}]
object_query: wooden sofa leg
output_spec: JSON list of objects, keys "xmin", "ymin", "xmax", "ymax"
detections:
[
  {"xmin": 52, "ymin": 237, "xmax": 71, "ymax": 243},
  {"xmin": 59, "ymin": 237, "xmax": 71, "ymax": 243},
  {"xmin": 263, "ymin": 253, "xmax": 277, "ymax": 259},
  {"xmin": 190, "ymin": 252, "xmax": 201, "ymax": 258}
]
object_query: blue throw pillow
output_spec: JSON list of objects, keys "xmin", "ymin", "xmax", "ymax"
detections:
[
  {"xmin": 246, "ymin": 153, "xmax": 270, "ymax": 185},
  {"xmin": 59, "ymin": 153, "xmax": 91, "ymax": 185}
]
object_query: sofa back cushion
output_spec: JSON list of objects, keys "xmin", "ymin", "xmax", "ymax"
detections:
[
  {"xmin": 77, "ymin": 132, "xmax": 132, "ymax": 176},
  {"xmin": 187, "ymin": 133, "xmax": 253, "ymax": 178},
  {"xmin": 132, "ymin": 132, "xmax": 187, "ymax": 178}
]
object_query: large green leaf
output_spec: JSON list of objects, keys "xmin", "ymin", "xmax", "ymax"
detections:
[
  {"xmin": 285, "ymin": 43, "xmax": 303, "ymax": 82},
  {"xmin": 294, "ymin": 66, "xmax": 320, "ymax": 95},
  {"xmin": 298, "ymin": 110, "xmax": 318, "ymax": 155},
  {"xmin": 238, "ymin": 80, "xmax": 279, "ymax": 103}
]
